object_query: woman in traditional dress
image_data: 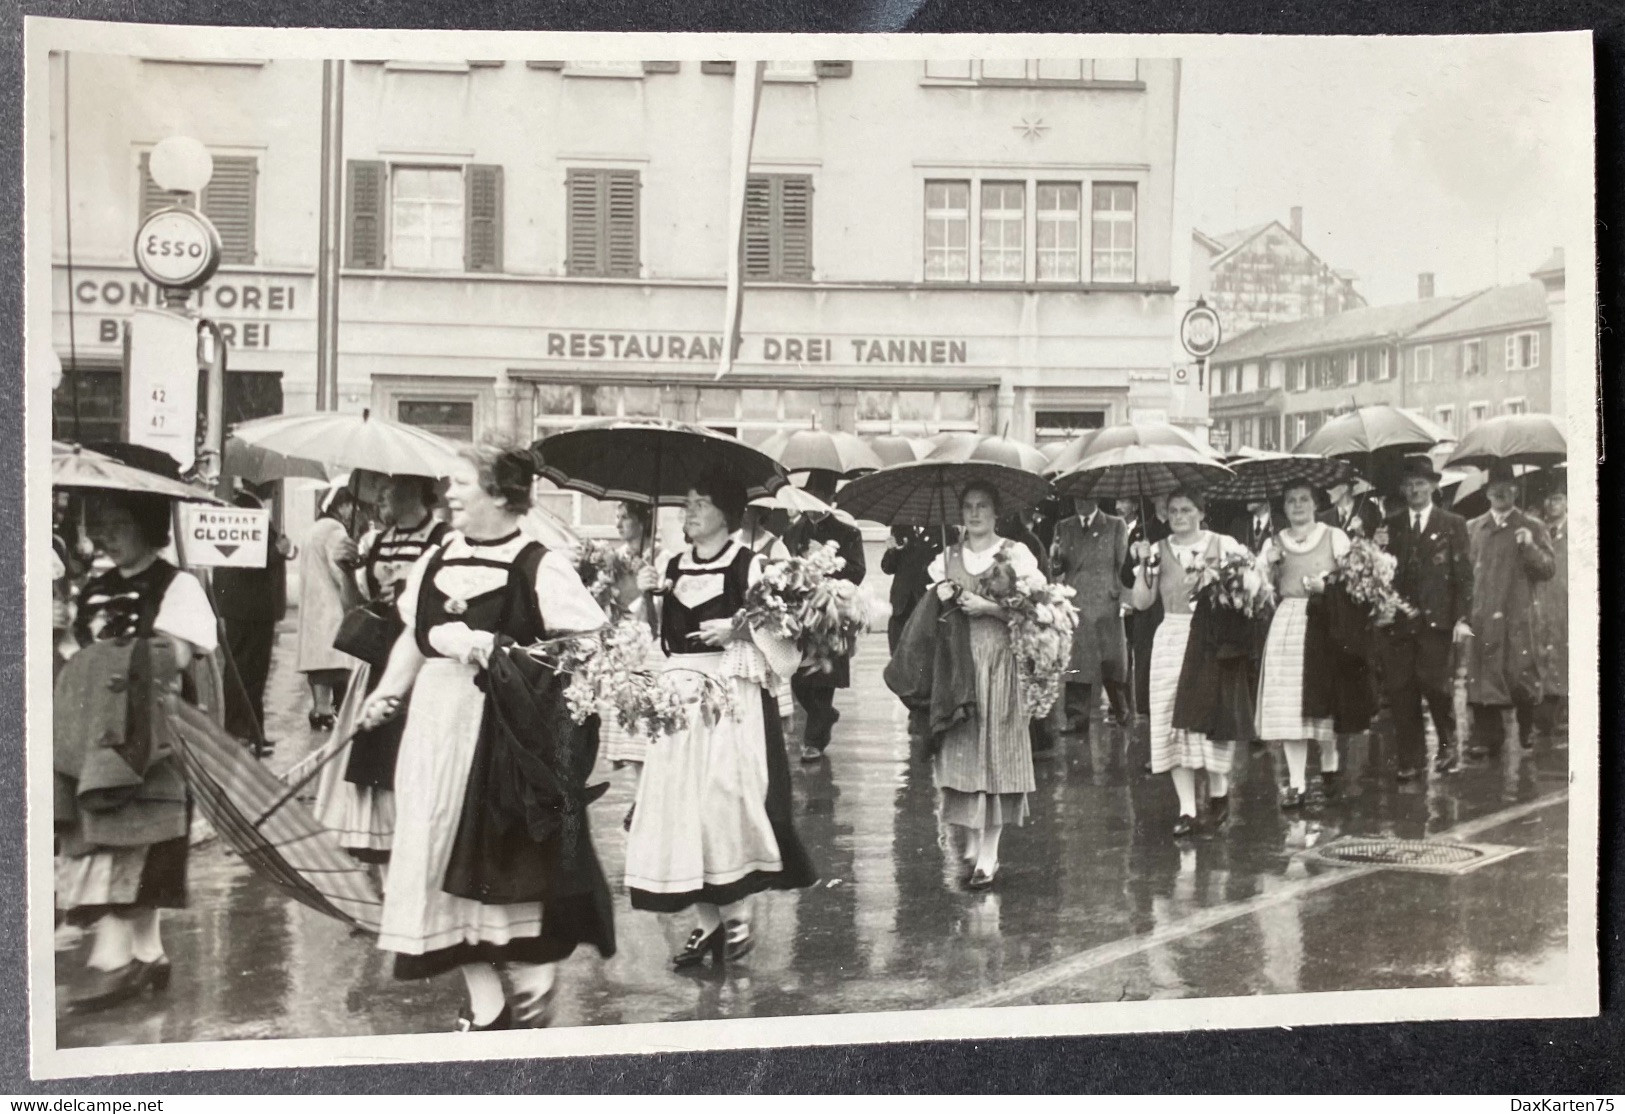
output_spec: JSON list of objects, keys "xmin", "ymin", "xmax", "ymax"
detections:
[
  {"xmin": 318, "ymin": 475, "xmax": 447, "ymax": 867},
  {"xmin": 1130, "ymin": 488, "xmax": 1257, "ymax": 838},
  {"xmin": 57, "ymin": 491, "xmax": 219, "ymax": 1010},
  {"xmin": 1255, "ymin": 481, "xmax": 1367, "ymax": 809},
  {"xmin": 358, "ymin": 446, "xmax": 613, "ymax": 1031},
  {"xmin": 297, "ymin": 484, "xmax": 362, "ymax": 730},
  {"xmin": 627, "ymin": 468, "xmax": 816, "ymax": 968},
  {"xmin": 925, "ymin": 481, "xmax": 1040, "ymax": 890}
]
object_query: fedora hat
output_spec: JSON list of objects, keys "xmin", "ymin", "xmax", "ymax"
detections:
[
  {"xmin": 1397, "ymin": 455, "xmax": 1441, "ymax": 484},
  {"xmin": 1484, "ymin": 461, "xmax": 1518, "ymax": 486}
]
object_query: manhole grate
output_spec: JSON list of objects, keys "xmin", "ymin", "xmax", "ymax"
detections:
[{"xmin": 1309, "ymin": 837, "xmax": 1524, "ymax": 875}]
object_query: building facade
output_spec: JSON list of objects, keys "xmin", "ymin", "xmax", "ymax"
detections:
[
  {"xmin": 50, "ymin": 54, "xmax": 1184, "ymax": 529},
  {"xmin": 1189, "ymin": 207, "xmax": 1366, "ymax": 345},
  {"xmin": 1205, "ymin": 255, "xmax": 1564, "ymax": 455}
]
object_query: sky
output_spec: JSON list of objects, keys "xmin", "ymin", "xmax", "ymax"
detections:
[{"xmin": 1173, "ymin": 35, "xmax": 1592, "ymax": 307}]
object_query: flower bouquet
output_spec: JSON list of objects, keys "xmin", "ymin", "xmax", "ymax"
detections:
[
  {"xmin": 973, "ymin": 548, "xmax": 1079, "ymax": 718},
  {"xmin": 1323, "ymin": 536, "xmax": 1417, "ymax": 623},
  {"xmin": 1186, "ymin": 548, "xmax": 1275, "ymax": 618},
  {"xmin": 743, "ymin": 540, "xmax": 870, "ymax": 675},
  {"xmin": 576, "ymin": 539, "xmax": 643, "ymax": 615},
  {"xmin": 532, "ymin": 619, "xmax": 736, "ymax": 740}
]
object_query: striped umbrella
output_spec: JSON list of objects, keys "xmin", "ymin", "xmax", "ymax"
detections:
[
  {"xmin": 1051, "ymin": 423, "xmax": 1232, "ymax": 501},
  {"xmin": 834, "ymin": 459, "xmax": 1051, "ymax": 527},
  {"xmin": 757, "ymin": 426, "xmax": 885, "ymax": 476},
  {"xmin": 164, "ymin": 697, "xmax": 383, "ymax": 933},
  {"xmin": 1203, "ymin": 451, "xmax": 1357, "ymax": 502}
]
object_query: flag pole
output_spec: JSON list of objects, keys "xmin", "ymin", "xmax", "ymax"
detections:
[{"xmin": 716, "ymin": 61, "xmax": 767, "ymax": 382}]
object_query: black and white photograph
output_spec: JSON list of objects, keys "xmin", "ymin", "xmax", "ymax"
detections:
[{"xmin": 24, "ymin": 22, "xmax": 1599, "ymax": 1080}]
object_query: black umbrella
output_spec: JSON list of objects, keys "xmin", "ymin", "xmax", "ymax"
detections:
[
  {"xmin": 833, "ymin": 459, "xmax": 1051, "ymax": 528},
  {"xmin": 532, "ymin": 419, "xmax": 788, "ymax": 509},
  {"xmin": 1444, "ymin": 414, "xmax": 1567, "ymax": 470},
  {"xmin": 1203, "ymin": 450, "xmax": 1358, "ymax": 502}
]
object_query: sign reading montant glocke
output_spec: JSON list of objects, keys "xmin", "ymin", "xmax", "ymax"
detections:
[
  {"xmin": 132, "ymin": 206, "xmax": 222, "ymax": 291},
  {"xmin": 179, "ymin": 504, "xmax": 270, "ymax": 568}
]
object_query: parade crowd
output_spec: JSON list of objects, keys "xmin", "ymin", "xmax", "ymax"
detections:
[{"xmin": 50, "ymin": 417, "xmax": 1570, "ymax": 1034}]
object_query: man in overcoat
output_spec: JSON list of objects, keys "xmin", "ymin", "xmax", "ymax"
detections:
[
  {"xmin": 1318, "ymin": 479, "xmax": 1383, "ymax": 539},
  {"xmin": 1378, "ymin": 455, "xmax": 1474, "ymax": 780},
  {"xmin": 783, "ymin": 469, "xmax": 868, "ymax": 763},
  {"xmin": 1465, "ymin": 462, "xmax": 1557, "ymax": 758},
  {"xmin": 1533, "ymin": 478, "xmax": 1569, "ymax": 738},
  {"xmin": 1051, "ymin": 496, "xmax": 1131, "ymax": 734}
]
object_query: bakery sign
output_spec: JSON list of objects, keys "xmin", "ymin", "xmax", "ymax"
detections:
[{"xmin": 64, "ymin": 267, "xmax": 312, "ymax": 351}]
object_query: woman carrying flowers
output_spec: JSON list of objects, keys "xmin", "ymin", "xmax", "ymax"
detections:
[
  {"xmin": 627, "ymin": 468, "xmax": 817, "ymax": 969},
  {"xmin": 1130, "ymin": 487, "xmax": 1263, "ymax": 838},
  {"xmin": 925, "ymin": 481, "xmax": 1042, "ymax": 891},
  {"xmin": 1255, "ymin": 480, "xmax": 1364, "ymax": 810}
]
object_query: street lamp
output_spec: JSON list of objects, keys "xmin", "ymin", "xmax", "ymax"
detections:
[{"xmin": 148, "ymin": 135, "xmax": 214, "ymax": 198}]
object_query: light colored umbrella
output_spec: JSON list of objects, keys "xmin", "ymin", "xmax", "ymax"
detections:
[
  {"xmin": 519, "ymin": 505, "xmax": 582, "ymax": 552},
  {"xmin": 757, "ymin": 425, "xmax": 884, "ymax": 476},
  {"xmin": 749, "ymin": 484, "xmax": 858, "ymax": 526},
  {"xmin": 924, "ymin": 432, "xmax": 1051, "ymax": 473},
  {"xmin": 1050, "ymin": 422, "xmax": 1233, "ymax": 501},
  {"xmin": 865, "ymin": 434, "xmax": 935, "ymax": 467},
  {"xmin": 1444, "ymin": 414, "xmax": 1567, "ymax": 470},
  {"xmin": 227, "ymin": 409, "xmax": 464, "ymax": 481},
  {"xmin": 52, "ymin": 441, "xmax": 226, "ymax": 504}
]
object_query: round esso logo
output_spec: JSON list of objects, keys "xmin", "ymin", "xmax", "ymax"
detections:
[{"xmin": 133, "ymin": 207, "xmax": 222, "ymax": 289}]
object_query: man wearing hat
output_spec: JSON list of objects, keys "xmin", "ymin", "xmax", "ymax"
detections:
[
  {"xmin": 1533, "ymin": 475, "xmax": 1569, "ymax": 738},
  {"xmin": 1465, "ymin": 462, "xmax": 1557, "ymax": 759},
  {"xmin": 782, "ymin": 469, "xmax": 868, "ymax": 763},
  {"xmin": 1378, "ymin": 455, "xmax": 1474, "ymax": 779},
  {"xmin": 1317, "ymin": 478, "xmax": 1383, "ymax": 539}
]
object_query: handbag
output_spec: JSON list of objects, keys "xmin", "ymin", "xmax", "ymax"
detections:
[{"xmin": 333, "ymin": 600, "xmax": 403, "ymax": 668}]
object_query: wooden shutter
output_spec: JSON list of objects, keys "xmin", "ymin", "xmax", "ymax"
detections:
[
  {"xmin": 742, "ymin": 175, "xmax": 774, "ymax": 279},
  {"xmin": 345, "ymin": 160, "xmax": 388, "ymax": 269},
  {"xmin": 701, "ymin": 61, "xmax": 737, "ymax": 75},
  {"xmin": 605, "ymin": 171, "xmax": 639, "ymax": 277},
  {"xmin": 138, "ymin": 153, "xmax": 189, "ymax": 220},
  {"xmin": 814, "ymin": 60, "xmax": 852, "ymax": 78},
  {"xmin": 464, "ymin": 164, "xmax": 504, "ymax": 273},
  {"xmin": 202, "ymin": 156, "xmax": 257, "ymax": 265},
  {"xmin": 776, "ymin": 174, "xmax": 812, "ymax": 280},
  {"xmin": 566, "ymin": 169, "xmax": 603, "ymax": 277}
]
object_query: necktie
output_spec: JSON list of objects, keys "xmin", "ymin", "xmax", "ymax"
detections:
[{"xmin": 1413, "ymin": 513, "xmax": 1422, "ymax": 533}]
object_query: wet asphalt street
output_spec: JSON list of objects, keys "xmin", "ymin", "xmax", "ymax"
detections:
[{"xmin": 56, "ymin": 623, "xmax": 1570, "ymax": 1047}]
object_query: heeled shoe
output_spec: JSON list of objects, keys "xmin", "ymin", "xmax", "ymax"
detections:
[
  {"xmin": 1207, "ymin": 795, "xmax": 1231, "ymax": 829},
  {"xmin": 1279, "ymin": 786, "xmax": 1304, "ymax": 811},
  {"xmin": 965, "ymin": 866, "xmax": 997, "ymax": 890},
  {"xmin": 69, "ymin": 958, "xmax": 167, "ymax": 1013},
  {"xmin": 1172, "ymin": 815, "xmax": 1196, "ymax": 839},
  {"xmin": 454, "ymin": 1003, "xmax": 514, "ymax": 1032},
  {"xmin": 512, "ymin": 981, "xmax": 559, "ymax": 1028},
  {"xmin": 723, "ymin": 919, "xmax": 755, "ymax": 962},
  {"xmin": 672, "ymin": 925, "xmax": 725, "ymax": 969}
]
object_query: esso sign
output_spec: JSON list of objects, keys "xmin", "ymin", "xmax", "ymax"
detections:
[
  {"xmin": 1180, "ymin": 302, "xmax": 1222, "ymax": 359},
  {"xmin": 133, "ymin": 207, "xmax": 222, "ymax": 290}
]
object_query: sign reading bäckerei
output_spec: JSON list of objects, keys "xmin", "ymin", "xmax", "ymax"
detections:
[
  {"xmin": 179, "ymin": 505, "xmax": 270, "ymax": 568},
  {"xmin": 542, "ymin": 331, "xmax": 969, "ymax": 365}
]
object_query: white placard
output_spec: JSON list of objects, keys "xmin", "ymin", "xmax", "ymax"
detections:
[
  {"xmin": 179, "ymin": 504, "xmax": 270, "ymax": 568},
  {"xmin": 126, "ymin": 308, "xmax": 200, "ymax": 470}
]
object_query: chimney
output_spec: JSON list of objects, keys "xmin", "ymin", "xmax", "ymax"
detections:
[
  {"xmin": 1418, "ymin": 272, "xmax": 1435, "ymax": 300},
  {"xmin": 1289, "ymin": 206, "xmax": 1303, "ymax": 241}
]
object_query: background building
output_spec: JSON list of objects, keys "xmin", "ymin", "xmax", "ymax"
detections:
[
  {"xmin": 50, "ymin": 54, "xmax": 1185, "ymax": 533},
  {"xmin": 1189, "ymin": 207, "xmax": 1366, "ymax": 343}
]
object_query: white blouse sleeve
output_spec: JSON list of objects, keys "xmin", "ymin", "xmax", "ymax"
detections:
[
  {"xmin": 1328, "ymin": 526, "xmax": 1352, "ymax": 561},
  {"xmin": 535, "ymin": 549, "xmax": 609, "ymax": 635},
  {"xmin": 1006, "ymin": 541, "xmax": 1041, "ymax": 579},
  {"xmin": 154, "ymin": 571, "xmax": 219, "ymax": 654},
  {"xmin": 927, "ymin": 551, "xmax": 948, "ymax": 583}
]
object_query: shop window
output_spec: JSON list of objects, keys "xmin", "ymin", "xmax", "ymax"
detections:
[
  {"xmin": 1090, "ymin": 184, "xmax": 1136, "ymax": 282},
  {"xmin": 928, "ymin": 60, "xmax": 1141, "ymax": 86},
  {"xmin": 1034, "ymin": 409, "xmax": 1105, "ymax": 440},
  {"xmin": 397, "ymin": 399, "xmax": 475, "ymax": 441},
  {"xmin": 855, "ymin": 389, "xmax": 985, "ymax": 435},
  {"xmin": 744, "ymin": 174, "xmax": 812, "ymax": 281},
  {"xmin": 566, "ymin": 169, "xmax": 640, "ymax": 278},
  {"xmin": 923, "ymin": 180, "xmax": 971, "ymax": 282},
  {"xmin": 140, "ymin": 151, "xmax": 258, "ymax": 265},
  {"xmin": 52, "ymin": 368, "xmax": 125, "ymax": 444},
  {"xmin": 1036, "ymin": 183, "xmax": 1082, "ymax": 282}
]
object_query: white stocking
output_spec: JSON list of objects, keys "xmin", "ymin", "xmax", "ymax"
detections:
[
  {"xmin": 1170, "ymin": 768, "xmax": 1198, "ymax": 817},
  {"xmin": 459, "ymin": 962, "xmax": 506, "ymax": 1026},
  {"xmin": 86, "ymin": 914, "xmax": 133, "ymax": 971},
  {"xmin": 1282, "ymin": 741, "xmax": 1309, "ymax": 791},
  {"xmin": 1208, "ymin": 770, "xmax": 1230, "ymax": 798},
  {"xmin": 128, "ymin": 908, "xmax": 164, "ymax": 963},
  {"xmin": 976, "ymin": 823, "xmax": 1004, "ymax": 874},
  {"xmin": 1317, "ymin": 737, "xmax": 1341, "ymax": 774}
]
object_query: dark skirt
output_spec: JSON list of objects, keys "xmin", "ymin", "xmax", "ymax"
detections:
[
  {"xmin": 344, "ymin": 667, "xmax": 408, "ymax": 789},
  {"xmin": 629, "ymin": 691, "xmax": 818, "ymax": 914},
  {"xmin": 65, "ymin": 814, "xmax": 190, "ymax": 927},
  {"xmin": 1172, "ymin": 603, "xmax": 1258, "ymax": 744}
]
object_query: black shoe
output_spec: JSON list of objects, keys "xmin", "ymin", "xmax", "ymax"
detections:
[
  {"xmin": 1320, "ymin": 771, "xmax": 1342, "ymax": 800},
  {"xmin": 1172, "ymin": 815, "xmax": 1196, "ymax": 839},
  {"xmin": 1434, "ymin": 747, "xmax": 1461, "ymax": 774},
  {"xmin": 455, "ymin": 1003, "xmax": 514, "ymax": 1032},
  {"xmin": 70, "ymin": 959, "xmax": 167, "ymax": 1013},
  {"xmin": 1279, "ymin": 786, "xmax": 1304, "ymax": 812},
  {"xmin": 673, "ymin": 925, "xmax": 725, "ymax": 969},
  {"xmin": 1208, "ymin": 794, "xmax": 1231, "ymax": 829},
  {"xmin": 966, "ymin": 866, "xmax": 997, "ymax": 890},
  {"xmin": 723, "ymin": 919, "xmax": 755, "ymax": 962}
]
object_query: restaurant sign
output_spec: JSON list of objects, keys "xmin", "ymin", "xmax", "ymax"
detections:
[{"xmin": 540, "ymin": 331, "xmax": 970, "ymax": 366}]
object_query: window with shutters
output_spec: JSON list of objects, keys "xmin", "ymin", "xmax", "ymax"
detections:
[
  {"xmin": 1461, "ymin": 338, "xmax": 1482, "ymax": 377},
  {"xmin": 390, "ymin": 167, "xmax": 464, "ymax": 271},
  {"xmin": 744, "ymin": 174, "xmax": 813, "ymax": 282},
  {"xmin": 1090, "ymin": 183, "xmax": 1136, "ymax": 282},
  {"xmin": 1413, "ymin": 345, "xmax": 1434, "ymax": 383},
  {"xmin": 346, "ymin": 161, "xmax": 502, "ymax": 272},
  {"xmin": 923, "ymin": 180, "xmax": 970, "ymax": 281},
  {"xmin": 1505, "ymin": 330, "xmax": 1540, "ymax": 371},
  {"xmin": 565, "ymin": 169, "xmax": 640, "ymax": 278},
  {"xmin": 139, "ymin": 152, "xmax": 258, "ymax": 265}
]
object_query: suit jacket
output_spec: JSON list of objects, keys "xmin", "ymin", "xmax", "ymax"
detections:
[
  {"xmin": 784, "ymin": 512, "xmax": 867, "ymax": 688},
  {"xmin": 881, "ymin": 529, "xmax": 942, "ymax": 619},
  {"xmin": 1383, "ymin": 505, "xmax": 1474, "ymax": 634},
  {"xmin": 1051, "ymin": 512, "xmax": 1130, "ymax": 682},
  {"xmin": 1226, "ymin": 509, "xmax": 1289, "ymax": 555},
  {"xmin": 1317, "ymin": 498, "xmax": 1383, "ymax": 540}
]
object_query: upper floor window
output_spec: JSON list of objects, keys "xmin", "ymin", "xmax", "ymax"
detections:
[
  {"xmin": 744, "ymin": 174, "xmax": 812, "ymax": 281},
  {"xmin": 345, "ymin": 160, "xmax": 504, "ymax": 273},
  {"xmin": 566, "ymin": 169, "xmax": 640, "ymax": 278},
  {"xmin": 140, "ymin": 151, "xmax": 258, "ymax": 265},
  {"xmin": 1504, "ymin": 397, "xmax": 1529, "ymax": 416},
  {"xmin": 1461, "ymin": 338, "xmax": 1482, "ymax": 377},
  {"xmin": 923, "ymin": 59, "xmax": 1140, "ymax": 85},
  {"xmin": 923, "ymin": 180, "xmax": 971, "ymax": 282},
  {"xmin": 1413, "ymin": 345, "xmax": 1434, "ymax": 383},
  {"xmin": 1036, "ymin": 183, "xmax": 1083, "ymax": 281},
  {"xmin": 980, "ymin": 182, "xmax": 1025, "ymax": 282},
  {"xmin": 1091, "ymin": 184, "xmax": 1136, "ymax": 282},
  {"xmin": 1376, "ymin": 348, "xmax": 1393, "ymax": 381},
  {"xmin": 1506, "ymin": 331, "xmax": 1540, "ymax": 371}
]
